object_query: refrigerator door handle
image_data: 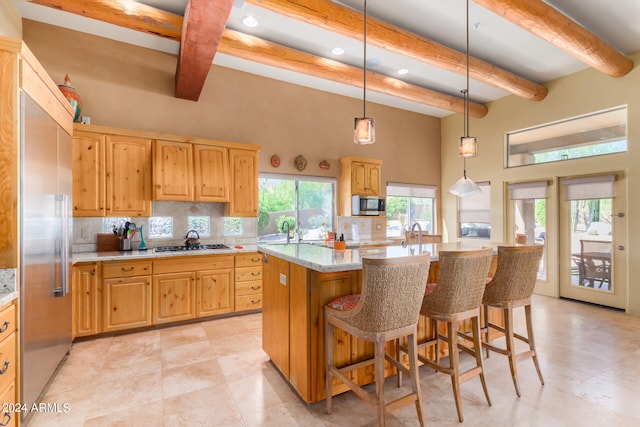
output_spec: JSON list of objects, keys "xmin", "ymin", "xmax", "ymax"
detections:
[{"xmin": 53, "ymin": 194, "xmax": 70, "ymax": 297}]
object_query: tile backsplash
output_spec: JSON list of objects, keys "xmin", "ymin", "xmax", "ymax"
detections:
[
  {"xmin": 73, "ymin": 201, "xmax": 257, "ymax": 252},
  {"xmin": 336, "ymin": 216, "xmax": 388, "ymax": 242}
]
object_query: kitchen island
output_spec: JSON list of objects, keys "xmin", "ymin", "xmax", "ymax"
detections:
[{"xmin": 258, "ymin": 241, "xmax": 501, "ymax": 403}]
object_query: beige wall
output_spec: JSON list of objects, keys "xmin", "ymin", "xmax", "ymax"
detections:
[
  {"xmin": 22, "ymin": 20, "xmax": 441, "ymax": 200},
  {"xmin": 442, "ymin": 51, "xmax": 640, "ymax": 315},
  {"xmin": 0, "ymin": 2, "xmax": 20, "ymax": 38}
]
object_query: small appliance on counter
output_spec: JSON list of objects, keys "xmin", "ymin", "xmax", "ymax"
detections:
[{"xmin": 352, "ymin": 195, "xmax": 385, "ymax": 216}]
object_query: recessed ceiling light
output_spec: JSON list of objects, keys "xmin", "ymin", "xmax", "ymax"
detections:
[
  {"xmin": 242, "ymin": 16, "xmax": 258, "ymax": 28},
  {"xmin": 397, "ymin": 68, "xmax": 409, "ymax": 75},
  {"xmin": 332, "ymin": 47, "xmax": 345, "ymax": 55}
]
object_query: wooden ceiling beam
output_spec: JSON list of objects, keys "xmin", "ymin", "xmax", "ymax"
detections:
[
  {"xmin": 473, "ymin": 0, "xmax": 633, "ymax": 78},
  {"xmin": 220, "ymin": 29, "xmax": 488, "ymax": 118},
  {"xmin": 175, "ymin": 0, "xmax": 234, "ymax": 101},
  {"xmin": 244, "ymin": 0, "xmax": 548, "ymax": 101},
  {"xmin": 28, "ymin": 0, "xmax": 183, "ymax": 40}
]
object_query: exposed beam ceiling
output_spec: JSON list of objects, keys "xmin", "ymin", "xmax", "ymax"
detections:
[
  {"xmin": 242, "ymin": 0, "xmax": 547, "ymax": 101},
  {"xmin": 175, "ymin": 0, "xmax": 234, "ymax": 100},
  {"xmin": 473, "ymin": 0, "xmax": 633, "ymax": 78}
]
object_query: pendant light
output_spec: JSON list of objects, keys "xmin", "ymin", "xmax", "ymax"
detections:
[
  {"xmin": 354, "ymin": 0, "xmax": 375, "ymax": 144},
  {"xmin": 449, "ymin": 0, "xmax": 481, "ymax": 197}
]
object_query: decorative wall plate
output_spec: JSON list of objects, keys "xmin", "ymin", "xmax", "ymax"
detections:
[
  {"xmin": 294, "ymin": 155, "xmax": 307, "ymax": 171},
  {"xmin": 319, "ymin": 160, "xmax": 330, "ymax": 170},
  {"xmin": 270, "ymin": 154, "xmax": 281, "ymax": 168}
]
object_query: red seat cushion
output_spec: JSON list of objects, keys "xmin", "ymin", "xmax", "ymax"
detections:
[
  {"xmin": 425, "ymin": 282, "xmax": 437, "ymax": 296},
  {"xmin": 327, "ymin": 294, "xmax": 360, "ymax": 311}
]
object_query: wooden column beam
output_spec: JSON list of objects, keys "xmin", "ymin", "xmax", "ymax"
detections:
[
  {"xmin": 473, "ymin": 0, "xmax": 633, "ymax": 78},
  {"xmin": 244, "ymin": 0, "xmax": 548, "ymax": 101},
  {"xmin": 175, "ymin": 0, "xmax": 234, "ymax": 101},
  {"xmin": 220, "ymin": 29, "xmax": 488, "ymax": 118}
]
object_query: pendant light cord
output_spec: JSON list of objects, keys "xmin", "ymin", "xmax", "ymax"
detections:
[
  {"xmin": 363, "ymin": 0, "xmax": 368, "ymax": 118},
  {"xmin": 465, "ymin": 0, "xmax": 470, "ymax": 138}
]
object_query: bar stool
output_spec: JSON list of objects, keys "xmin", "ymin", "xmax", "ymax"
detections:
[
  {"xmin": 416, "ymin": 248, "xmax": 493, "ymax": 422},
  {"xmin": 481, "ymin": 245, "xmax": 545, "ymax": 397},
  {"xmin": 325, "ymin": 254, "xmax": 431, "ymax": 427}
]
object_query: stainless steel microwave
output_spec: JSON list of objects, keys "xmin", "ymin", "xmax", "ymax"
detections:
[{"xmin": 352, "ymin": 195, "xmax": 385, "ymax": 216}]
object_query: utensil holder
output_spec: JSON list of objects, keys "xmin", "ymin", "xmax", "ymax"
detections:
[
  {"xmin": 119, "ymin": 238, "xmax": 132, "ymax": 251},
  {"xmin": 333, "ymin": 241, "xmax": 346, "ymax": 250}
]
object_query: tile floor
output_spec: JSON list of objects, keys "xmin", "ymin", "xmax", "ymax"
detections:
[{"xmin": 26, "ymin": 295, "xmax": 640, "ymax": 426}]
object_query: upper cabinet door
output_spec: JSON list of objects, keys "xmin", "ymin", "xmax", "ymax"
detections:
[
  {"xmin": 194, "ymin": 144, "xmax": 229, "ymax": 202},
  {"xmin": 226, "ymin": 148, "xmax": 258, "ymax": 217},
  {"xmin": 106, "ymin": 135, "xmax": 152, "ymax": 217},
  {"xmin": 153, "ymin": 140, "xmax": 194, "ymax": 201},
  {"xmin": 72, "ymin": 131, "xmax": 106, "ymax": 216}
]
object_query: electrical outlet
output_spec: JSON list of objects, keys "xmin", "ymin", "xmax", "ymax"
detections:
[
  {"xmin": 376, "ymin": 223, "xmax": 382, "ymax": 231},
  {"xmin": 279, "ymin": 273, "xmax": 287, "ymax": 286},
  {"xmin": 360, "ymin": 221, "xmax": 366, "ymax": 229},
  {"xmin": 80, "ymin": 227, "xmax": 89, "ymax": 239}
]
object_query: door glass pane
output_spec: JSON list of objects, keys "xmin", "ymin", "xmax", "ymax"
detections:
[
  {"xmin": 298, "ymin": 181, "xmax": 334, "ymax": 241},
  {"xmin": 570, "ymin": 199, "xmax": 612, "ymax": 291},
  {"xmin": 258, "ymin": 178, "xmax": 296, "ymax": 243},
  {"xmin": 514, "ymin": 199, "xmax": 547, "ymax": 279}
]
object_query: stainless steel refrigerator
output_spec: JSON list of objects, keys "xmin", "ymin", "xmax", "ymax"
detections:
[{"xmin": 19, "ymin": 91, "xmax": 73, "ymax": 417}]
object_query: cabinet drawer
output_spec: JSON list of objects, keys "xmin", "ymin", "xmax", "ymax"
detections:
[
  {"xmin": 0, "ymin": 333, "xmax": 15, "ymax": 396},
  {"xmin": 235, "ymin": 280, "xmax": 262, "ymax": 296},
  {"xmin": 154, "ymin": 255, "xmax": 233, "ymax": 275},
  {"xmin": 235, "ymin": 294, "xmax": 262, "ymax": 311},
  {"xmin": 235, "ymin": 266, "xmax": 262, "ymax": 282},
  {"xmin": 0, "ymin": 305, "xmax": 15, "ymax": 341},
  {"xmin": 0, "ymin": 381, "xmax": 15, "ymax": 427},
  {"xmin": 103, "ymin": 260, "xmax": 152, "ymax": 278},
  {"xmin": 235, "ymin": 253, "xmax": 262, "ymax": 267}
]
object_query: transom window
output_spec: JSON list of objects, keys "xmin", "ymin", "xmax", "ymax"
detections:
[{"xmin": 507, "ymin": 106, "xmax": 627, "ymax": 167}]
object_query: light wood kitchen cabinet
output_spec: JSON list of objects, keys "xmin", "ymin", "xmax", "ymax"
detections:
[
  {"xmin": 154, "ymin": 255, "xmax": 235, "ymax": 320},
  {"xmin": 73, "ymin": 262, "xmax": 100, "ymax": 338},
  {"xmin": 152, "ymin": 272, "xmax": 195, "ymax": 324},
  {"xmin": 106, "ymin": 135, "xmax": 152, "ymax": 217},
  {"xmin": 227, "ymin": 148, "xmax": 259, "ymax": 217},
  {"xmin": 102, "ymin": 260, "xmax": 152, "ymax": 332},
  {"xmin": 196, "ymin": 268, "xmax": 234, "ymax": 317},
  {"xmin": 72, "ymin": 132, "xmax": 106, "ymax": 216},
  {"xmin": 194, "ymin": 144, "xmax": 229, "ymax": 202},
  {"xmin": 153, "ymin": 139, "xmax": 194, "ymax": 201},
  {"xmin": 72, "ymin": 128, "xmax": 152, "ymax": 217},
  {"xmin": 153, "ymin": 141, "xmax": 229, "ymax": 202},
  {"xmin": 339, "ymin": 156, "xmax": 383, "ymax": 216},
  {"xmin": 235, "ymin": 253, "xmax": 263, "ymax": 312},
  {"xmin": 262, "ymin": 254, "xmax": 290, "ymax": 378},
  {"xmin": 0, "ymin": 301, "xmax": 17, "ymax": 426}
]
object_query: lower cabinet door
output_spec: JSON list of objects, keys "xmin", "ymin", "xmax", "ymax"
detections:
[
  {"xmin": 153, "ymin": 272, "xmax": 196, "ymax": 324},
  {"xmin": 0, "ymin": 381, "xmax": 16, "ymax": 427},
  {"xmin": 102, "ymin": 276, "xmax": 152, "ymax": 332},
  {"xmin": 196, "ymin": 269, "xmax": 234, "ymax": 317}
]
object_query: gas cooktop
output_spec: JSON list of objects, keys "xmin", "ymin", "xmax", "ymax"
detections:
[{"xmin": 154, "ymin": 244, "xmax": 230, "ymax": 252}]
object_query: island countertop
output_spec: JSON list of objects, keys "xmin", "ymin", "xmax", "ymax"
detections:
[{"xmin": 257, "ymin": 241, "xmax": 499, "ymax": 273}]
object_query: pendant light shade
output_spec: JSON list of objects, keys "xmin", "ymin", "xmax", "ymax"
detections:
[
  {"xmin": 450, "ymin": 0, "xmax": 481, "ymax": 197},
  {"xmin": 459, "ymin": 136, "xmax": 477, "ymax": 157},
  {"xmin": 354, "ymin": 0, "xmax": 375, "ymax": 144},
  {"xmin": 449, "ymin": 171, "xmax": 481, "ymax": 197},
  {"xmin": 354, "ymin": 117, "xmax": 375, "ymax": 144}
]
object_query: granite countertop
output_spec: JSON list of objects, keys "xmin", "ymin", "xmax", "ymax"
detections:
[
  {"xmin": 0, "ymin": 268, "xmax": 17, "ymax": 307},
  {"xmin": 72, "ymin": 245, "xmax": 259, "ymax": 264},
  {"xmin": 257, "ymin": 241, "xmax": 500, "ymax": 273}
]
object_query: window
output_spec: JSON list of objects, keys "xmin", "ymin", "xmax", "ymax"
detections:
[
  {"xmin": 224, "ymin": 218, "xmax": 243, "ymax": 236},
  {"xmin": 102, "ymin": 217, "xmax": 130, "ymax": 233},
  {"xmin": 148, "ymin": 217, "xmax": 173, "ymax": 238},
  {"xmin": 508, "ymin": 181, "xmax": 549, "ymax": 279},
  {"xmin": 507, "ymin": 106, "xmax": 627, "ymax": 167},
  {"xmin": 385, "ymin": 182, "xmax": 436, "ymax": 238},
  {"xmin": 258, "ymin": 174, "xmax": 335, "ymax": 243},
  {"xmin": 187, "ymin": 216, "xmax": 210, "ymax": 237},
  {"xmin": 459, "ymin": 182, "xmax": 490, "ymax": 239}
]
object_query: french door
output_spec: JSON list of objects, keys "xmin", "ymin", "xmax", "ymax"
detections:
[{"xmin": 559, "ymin": 173, "xmax": 627, "ymax": 309}]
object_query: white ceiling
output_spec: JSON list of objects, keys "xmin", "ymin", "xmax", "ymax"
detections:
[{"xmin": 13, "ymin": 0, "xmax": 640, "ymax": 117}]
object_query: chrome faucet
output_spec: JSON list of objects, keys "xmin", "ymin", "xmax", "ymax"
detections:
[
  {"xmin": 283, "ymin": 221, "xmax": 291, "ymax": 244},
  {"xmin": 410, "ymin": 221, "xmax": 423, "ymax": 253}
]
